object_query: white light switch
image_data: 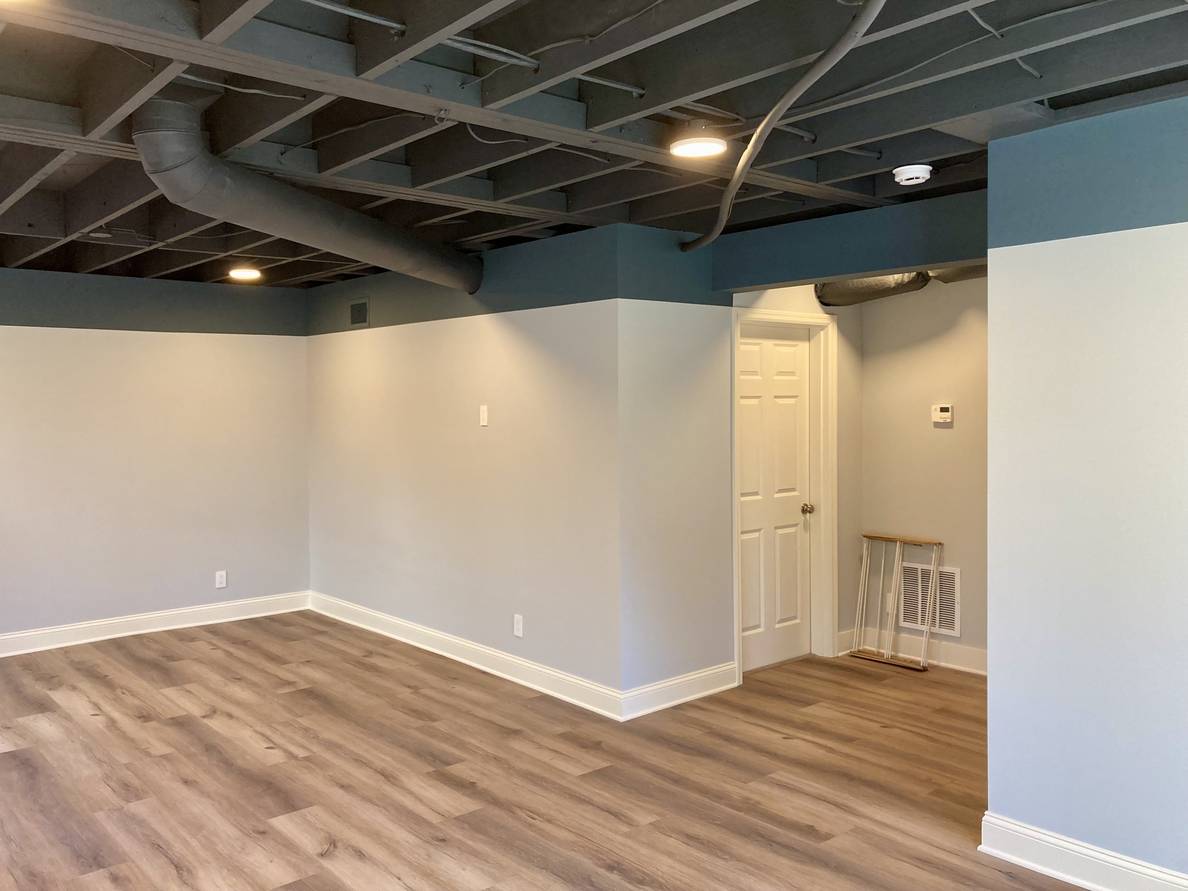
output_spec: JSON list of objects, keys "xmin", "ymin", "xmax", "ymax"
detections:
[
  {"xmin": 479, "ymin": 404, "xmax": 489, "ymax": 427},
  {"xmin": 513, "ymin": 614, "xmax": 523, "ymax": 638},
  {"xmin": 215, "ymin": 570, "xmax": 227, "ymax": 589}
]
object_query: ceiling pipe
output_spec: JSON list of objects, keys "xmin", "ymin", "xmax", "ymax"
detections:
[
  {"xmin": 132, "ymin": 98, "xmax": 483, "ymax": 293},
  {"xmin": 681, "ymin": 0, "xmax": 889, "ymax": 253},
  {"xmin": 815, "ymin": 271, "xmax": 931, "ymax": 307},
  {"xmin": 931, "ymin": 263, "xmax": 988, "ymax": 284}
]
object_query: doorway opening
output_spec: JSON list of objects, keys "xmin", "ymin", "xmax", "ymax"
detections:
[
  {"xmin": 733, "ymin": 273, "xmax": 988, "ymax": 677},
  {"xmin": 733, "ymin": 308, "xmax": 838, "ymax": 675}
]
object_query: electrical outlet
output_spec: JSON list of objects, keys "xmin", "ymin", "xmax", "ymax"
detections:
[
  {"xmin": 479, "ymin": 404, "xmax": 489, "ymax": 427},
  {"xmin": 214, "ymin": 570, "xmax": 227, "ymax": 589},
  {"xmin": 513, "ymin": 614, "xmax": 523, "ymax": 638}
]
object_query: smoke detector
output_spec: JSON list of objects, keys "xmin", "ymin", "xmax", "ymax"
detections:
[{"xmin": 892, "ymin": 164, "xmax": 933, "ymax": 186}]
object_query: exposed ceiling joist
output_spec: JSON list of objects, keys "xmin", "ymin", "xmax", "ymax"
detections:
[
  {"xmin": 755, "ymin": 13, "xmax": 1188, "ymax": 169},
  {"xmin": 1, "ymin": 0, "xmax": 1187, "ymax": 284},
  {"xmin": 582, "ymin": 0, "xmax": 993, "ymax": 129},
  {"xmin": 201, "ymin": 0, "xmax": 276, "ymax": 44},
  {"xmin": 0, "ymin": 145, "xmax": 76, "ymax": 215},
  {"xmin": 473, "ymin": 0, "xmax": 761, "ymax": 110},
  {"xmin": 0, "ymin": 0, "xmax": 888, "ymax": 207},
  {"xmin": 726, "ymin": 0, "xmax": 1188, "ymax": 129},
  {"xmin": 350, "ymin": 0, "xmax": 523, "ymax": 79},
  {"xmin": 2, "ymin": 160, "xmax": 157, "ymax": 267},
  {"xmin": 493, "ymin": 151, "xmax": 640, "ymax": 203},
  {"xmin": 815, "ymin": 130, "xmax": 982, "ymax": 184},
  {"xmin": 78, "ymin": 46, "xmax": 187, "ymax": 139}
]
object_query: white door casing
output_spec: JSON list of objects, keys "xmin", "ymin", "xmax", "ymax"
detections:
[
  {"xmin": 732, "ymin": 307, "xmax": 839, "ymax": 679},
  {"xmin": 737, "ymin": 323, "xmax": 813, "ymax": 670}
]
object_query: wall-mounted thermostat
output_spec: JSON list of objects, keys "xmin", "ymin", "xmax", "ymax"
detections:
[{"xmin": 932, "ymin": 403, "xmax": 954, "ymax": 426}]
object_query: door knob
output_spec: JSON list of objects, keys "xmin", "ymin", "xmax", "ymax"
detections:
[{"xmin": 801, "ymin": 503, "xmax": 815, "ymax": 515}]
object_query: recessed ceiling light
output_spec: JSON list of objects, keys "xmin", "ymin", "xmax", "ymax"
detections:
[
  {"xmin": 670, "ymin": 119, "xmax": 728, "ymax": 159},
  {"xmin": 90, "ymin": 231, "xmax": 113, "ymax": 239},
  {"xmin": 893, "ymin": 164, "xmax": 933, "ymax": 186},
  {"xmin": 229, "ymin": 267, "xmax": 263, "ymax": 283}
]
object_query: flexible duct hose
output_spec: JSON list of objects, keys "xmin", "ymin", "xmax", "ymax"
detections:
[{"xmin": 682, "ymin": 0, "xmax": 889, "ymax": 252}]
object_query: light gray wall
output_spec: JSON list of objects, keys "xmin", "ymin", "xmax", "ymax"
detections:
[
  {"xmin": 307, "ymin": 297, "xmax": 739, "ymax": 691},
  {"xmin": 0, "ymin": 326, "xmax": 309, "ymax": 634},
  {"xmin": 617, "ymin": 299, "xmax": 734, "ymax": 689},
  {"xmin": 860, "ymin": 277, "xmax": 987, "ymax": 650},
  {"xmin": 307, "ymin": 300, "xmax": 624, "ymax": 688},
  {"xmin": 988, "ymin": 222, "xmax": 1188, "ymax": 870}
]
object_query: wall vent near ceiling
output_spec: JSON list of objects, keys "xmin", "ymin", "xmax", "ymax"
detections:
[
  {"xmin": 899, "ymin": 563, "xmax": 960, "ymax": 637},
  {"xmin": 350, "ymin": 300, "xmax": 369, "ymax": 327}
]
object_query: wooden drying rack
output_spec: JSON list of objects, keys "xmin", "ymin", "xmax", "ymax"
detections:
[{"xmin": 850, "ymin": 532, "xmax": 943, "ymax": 671}]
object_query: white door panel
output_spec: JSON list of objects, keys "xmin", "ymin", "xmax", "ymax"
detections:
[{"xmin": 737, "ymin": 326, "xmax": 812, "ymax": 671}]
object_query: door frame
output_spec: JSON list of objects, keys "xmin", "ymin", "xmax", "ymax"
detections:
[{"xmin": 732, "ymin": 307, "xmax": 840, "ymax": 681}]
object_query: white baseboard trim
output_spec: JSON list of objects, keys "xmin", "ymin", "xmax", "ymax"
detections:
[
  {"xmin": 0, "ymin": 591, "xmax": 312, "ymax": 658},
  {"xmin": 980, "ymin": 813, "xmax": 1188, "ymax": 891},
  {"xmin": 310, "ymin": 591, "xmax": 736, "ymax": 722},
  {"xmin": 835, "ymin": 628, "xmax": 986, "ymax": 675},
  {"xmin": 1, "ymin": 590, "xmax": 737, "ymax": 722},
  {"xmin": 620, "ymin": 662, "xmax": 739, "ymax": 721}
]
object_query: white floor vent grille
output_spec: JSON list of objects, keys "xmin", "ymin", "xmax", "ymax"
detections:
[{"xmin": 899, "ymin": 563, "xmax": 960, "ymax": 637}]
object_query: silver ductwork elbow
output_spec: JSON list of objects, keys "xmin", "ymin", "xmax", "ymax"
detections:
[
  {"xmin": 132, "ymin": 99, "xmax": 483, "ymax": 293},
  {"xmin": 815, "ymin": 271, "xmax": 932, "ymax": 307}
]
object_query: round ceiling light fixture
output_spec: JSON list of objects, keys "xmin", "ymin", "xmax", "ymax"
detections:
[
  {"xmin": 669, "ymin": 119, "xmax": 728, "ymax": 159},
  {"xmin": 892, "ymin": 164, "xmax": 933, "ymax": 186},
  {"xmin": 228, "ymin": 266, "xmax": 263, "ymax": 283},
  {"xmin": 89, "ymin": 230, "xmax": 113, "ymax": 239}
]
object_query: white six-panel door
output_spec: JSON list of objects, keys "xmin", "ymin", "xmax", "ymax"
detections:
[{"xmin": 737, "ymin": 324, "xmax": 813, "ymax": 671}]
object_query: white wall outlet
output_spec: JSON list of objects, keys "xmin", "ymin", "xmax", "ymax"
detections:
[
  {"xmin": 214, "ymin": 570, "xmax": 227, "ymax": 589},
  {"xmin": 513, "ymin": 613, "xmax": 523, "ymax": 638},
  {"xmin": 479, "ymin": 404, "xmax": 489, "ymax": 427}
]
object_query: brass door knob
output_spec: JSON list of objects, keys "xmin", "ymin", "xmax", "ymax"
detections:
[{"xmin": 801, "ymin": 503, "xmax": 815, "ymax": 515}]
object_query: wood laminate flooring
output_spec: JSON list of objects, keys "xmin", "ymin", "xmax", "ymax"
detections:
[{"xmin": 0, "ymin": 611, "xmax": 1070, "ymax": 889}]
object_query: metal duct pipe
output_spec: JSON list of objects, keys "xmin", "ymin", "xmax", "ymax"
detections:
[
  {"xmin": 815, "ymin": 271, "xmax": 931, "ymax": 307},
  {"xmin": 931, "ymin": 263, "xmax": 988, "ymax": 284},
  {"xmin": 132, "ymin": 99, "xmax": 483, "ymax": 293}
]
